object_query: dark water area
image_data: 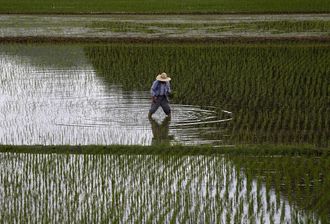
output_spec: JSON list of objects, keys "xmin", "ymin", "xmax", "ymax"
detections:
[{"xmin": 0, "ymin": 44, "xmax": 232, "ymax": 145}]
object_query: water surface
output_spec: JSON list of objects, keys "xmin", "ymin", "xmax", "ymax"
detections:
[{"xmin": 0, "ymin": 44, "xmax": 231, "ymax": 145}]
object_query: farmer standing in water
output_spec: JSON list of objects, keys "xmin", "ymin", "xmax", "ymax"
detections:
[{"xmin": 148, "ymin": 72, "xmax": 171, "ymax": 118}]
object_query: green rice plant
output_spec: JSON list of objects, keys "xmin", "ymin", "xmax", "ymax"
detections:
[
  {"xmin": 0, "ymin": 0, "xmax": 329, "ymax": 13},
  {"xmin": 84, "ymin": 42, "xmax": 330, "ymax": 146},
  {"xmin": 230, "ymin": 154, "xmax": 330, "ymax": 223}
]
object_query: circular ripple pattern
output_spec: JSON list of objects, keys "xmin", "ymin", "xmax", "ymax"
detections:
[{"xmin": 0, "ymin": 45, "xmax": 232, "ymax": 145}]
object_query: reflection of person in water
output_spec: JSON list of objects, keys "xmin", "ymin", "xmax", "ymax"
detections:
[{"xmin": 148, "ymin": 116, "xmax": 174, "ymax": 145}]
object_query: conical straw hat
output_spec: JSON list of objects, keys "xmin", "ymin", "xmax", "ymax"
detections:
[{"xmin": 156, "ymin": 72, "xmax": 171, "ymax": 81}]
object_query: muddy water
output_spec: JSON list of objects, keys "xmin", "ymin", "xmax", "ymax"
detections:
[
  {"xmin": 0, "ymin": 44, "xmax": 231, "ymax": 145},
  {"xmin": 0, "ymin": 153, "xmax": 325, "ymax": 223}
]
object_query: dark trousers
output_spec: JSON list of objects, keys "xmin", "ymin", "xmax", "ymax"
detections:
[{"xmin": 149, "ymin": 96, "xmax": 171, "ymax": 115}]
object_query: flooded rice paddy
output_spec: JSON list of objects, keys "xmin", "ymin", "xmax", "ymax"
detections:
[
  {"xmin": 0, "ymin": 44, "xmax": 231, "ymax": 145},
  {"xmin": 1, "ymin": 42, "xmax": 329, "ymax": 146},
  {"xmin": 0, "ymin": 153, "xmax": 328, "ymax": 223},
  {"xmin": 0, "ymin": 42, "xmax": 329, "ymax": 223},
  {"xmin": 85, "ymin": 43, "xmax": 329, "ymax": 146}
]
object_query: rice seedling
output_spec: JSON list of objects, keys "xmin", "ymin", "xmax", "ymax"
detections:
[
  {"xmin": 0, "ymin": 41, "xmax": 329, "ymax": 223},
  {"xmin": 230, "ymin": 154, "xmax": 330, "ymax": 223},
  {"xmin": 1, "ymin": 151, "xmax": 326, "ymax": 223},
  {"xmin": 0, "ymin": 0, "xmax": 329, "ymax": 13},
  {"xmin": 84, "ymin": 42, "xmax": 329, "ymax": 146}
]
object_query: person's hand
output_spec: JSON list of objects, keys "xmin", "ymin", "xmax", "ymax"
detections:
[{"xmin": 152, "ymin": 96, "xmax": 157, "ymax": 103}]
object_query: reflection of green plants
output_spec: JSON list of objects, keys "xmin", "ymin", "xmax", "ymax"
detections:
[{"xmin": 85, "ymin": 43, "xmax": 329, "ymax": 146}]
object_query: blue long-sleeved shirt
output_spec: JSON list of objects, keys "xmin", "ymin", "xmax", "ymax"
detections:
[{"xmin": 150, "ymin": 80, "xmax": 171, "ymax": 97}]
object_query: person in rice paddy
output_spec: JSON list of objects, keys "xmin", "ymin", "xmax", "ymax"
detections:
[{"xmin": 148, "ymin": 72, "xmax": 172, "ymax": 118}]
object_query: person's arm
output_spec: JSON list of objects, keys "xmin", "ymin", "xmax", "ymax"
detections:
[
  {"xmin": 167, "ymin": 82, "xmax": 171, "ymax": 95},
  {"xmin": 150, "ymin": 80, "xmax": 158, "ymax": 102},
  {"xmin": 150, "ymin": 80, "xmax": 158, "ymax": 97}
]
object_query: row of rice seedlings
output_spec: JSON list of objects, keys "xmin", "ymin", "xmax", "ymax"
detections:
[
  {"xmin": 84, "ymin": 43, "xmax": 329, "ymax": 146},
  {"xmin": 230, "ymin": 155, "xmax": 330, "ymax": 223},
  {"xmin": 0, "ymin": 152, "xmax": 322, "ymax": 223},
  {"xmin": 0, "ymin": 0, "xmax": 329, "ymax": 13}
]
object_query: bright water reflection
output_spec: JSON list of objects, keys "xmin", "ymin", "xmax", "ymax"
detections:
[
  {"xmin": 0, "ymin": 44, "xmax": 231, "ymax": 145},
  {"xmin": 0, "ymin": 153, "xmax": 322, "ymax": 223}
]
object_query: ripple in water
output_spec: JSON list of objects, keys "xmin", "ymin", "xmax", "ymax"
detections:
[{"xmin": 0, "ymin": 45, "xmax": 232, "ymax": 145}]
